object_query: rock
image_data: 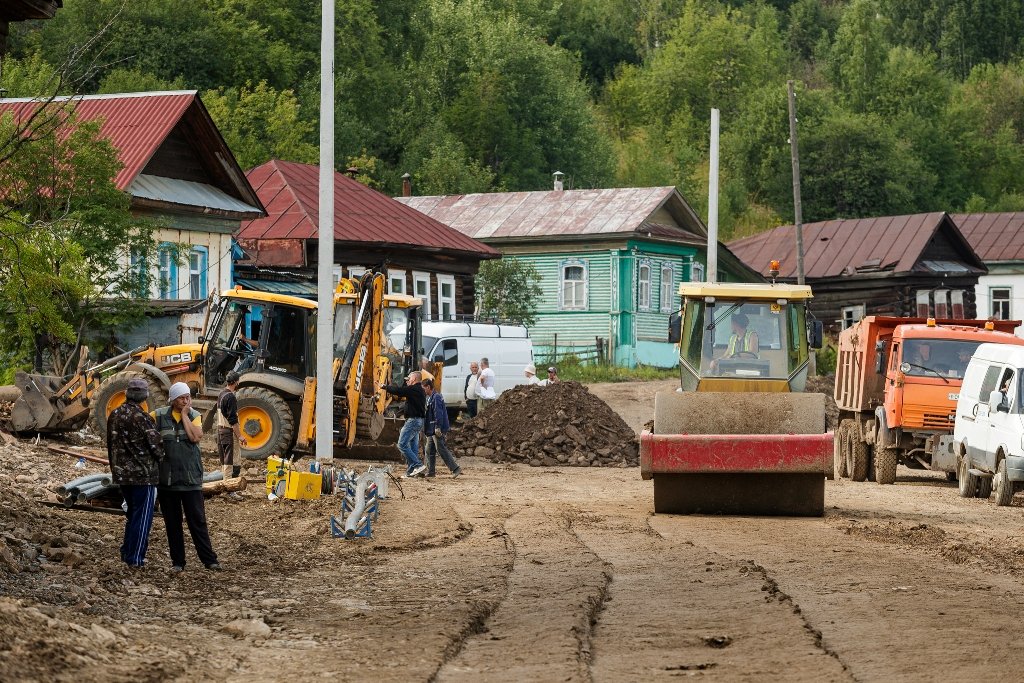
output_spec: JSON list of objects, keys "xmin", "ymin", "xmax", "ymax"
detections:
[
  {"xmin": 528, "ymin": 459, "xmax": 543, "ymax": 468},
  {"xmin": 222, "ymin": 618, "xmax": 272, "ymax": 639},
  {"xmin": 15, "ymin": 474, "xmax": 33, "ymax": 484},
  {"xmin": 91, "ymin": 623, "xmax": 117, "ymax": 645},
  {"xmin": 474, "ymin": 446, "xmax": 496, "ymax": 458},
  {"xmin": 552, "ymin": 435, "xmax": 568, "ymax": 445},
  {"xmin": 542, "ymin": 456, "xmax": 558, "ymax": 467},
  {"xmin": 563, "ymin": 424, "xmax": 587, "ymax": 446}
]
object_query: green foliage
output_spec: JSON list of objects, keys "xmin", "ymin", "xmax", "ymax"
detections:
[
  {"xmin": 475, "ymin": 258, "xmax": 543, "ymax": 326},
  {"xmin": 815, "ymin": 343, "xmax": 838, "ymax": 376},
  {"xmin": 558, "ymin": 358, "xmax": 678, "ymax": 383}
]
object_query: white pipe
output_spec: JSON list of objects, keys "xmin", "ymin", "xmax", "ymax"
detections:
[
  {"xmin": 315, "ymin": 0, "xmax": 336, "ymax": 462},
  {"xmin": 707, "ymin": 108, "xmax": 720, "ymax": 284},
  {"xmin": 344, "ymin": 474, "xmax": 371, "ymax": 538}
]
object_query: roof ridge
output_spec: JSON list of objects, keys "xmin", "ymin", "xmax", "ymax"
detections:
[{"xmin": 0, "ymin": 90, "xmax": 197, "ymax": 104}]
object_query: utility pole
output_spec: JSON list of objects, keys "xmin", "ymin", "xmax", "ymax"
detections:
[
  {"xmin": 707, "ymin": 108, "xmax": 720, "ymax": 284},
  {"xmin": 315, "ymin": 0, "xmax": 335, "ymax": 462},
  {"xmin": 787, "ymin": 80, "xmax": 805, "ymax": 286}
]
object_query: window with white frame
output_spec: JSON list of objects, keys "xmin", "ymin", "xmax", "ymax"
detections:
[
  {"xmin": 992, "ymin": 287, "xmax": 1012, "ymax": 320},
  {"xmin": 691, "ymin": 262, "xmax": 705, "ymax": 283},
  {"xmin": 560, "ymin": 260, "xmax": 588, "ymax": 310},
  {"xmin": 130, "ymin": 249, "xmax": 147, "ymax": 297},
  {"xmin": 189, "ymin": 246, "xmax": 208, "ymax": 299},
  {"xmin": 348, "ymin": 266, "xmax": 366, "ymax": 281},
  {"xmin": 841, "ymin": 304, "xmax": 865, "ymax": 329},
  {"xmin": 332, "ymin": 264, "xmax": 343, "ymax": 287},
  {"xmin": 637, "ymin": 261, "xmax": 652, "ymax": 310},
  {"xmin": 436, "ymin": 274, "xmax": 456, "ymax": 320},
  {"xmin": 388, "ymin": 269, "xmax": 406, "ymax": 295},
  {"xmin": 660, "ymin": 264, "xmax": 675, "ymax": 313},
  {"xmin": 412, "ymin": 271, "xmax": 432, "ymax": 318},
  {"xmin": 158, "ymin": 245, "xmax": 176, "ymax": 300}
]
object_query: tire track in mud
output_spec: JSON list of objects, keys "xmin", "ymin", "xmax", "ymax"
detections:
[
  {"xmin": 434, "ymin": 505, "xmax": 611, "ymax": 683},
  {"xmin": 571, "ymin": 512, "xmax": 851, "ymax": 682}
]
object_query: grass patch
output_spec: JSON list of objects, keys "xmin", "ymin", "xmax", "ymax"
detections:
[{"xmin": 556, "ymin": 359, "xmax": 678, "ymax": 383}]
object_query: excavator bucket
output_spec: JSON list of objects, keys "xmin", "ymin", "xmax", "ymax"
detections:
[
  {"xmin": 640, "ymin": 392, "xmax": 831, "ymax": 516},
  {"xmin": 7, "ymin": 373, "xmax": 63, "ymax": 432}
]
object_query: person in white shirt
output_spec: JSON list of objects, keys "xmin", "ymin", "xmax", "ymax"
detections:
[
  {"xmin": 478, "ymin": 357, "xmax": 496, "ymax": 411},
  {"xmin": 524, "ymin": 363, "xmax": 540, "ymax": 385},
  {"xmin": 464, "ymin": 361, "xmax": 480, "ymax": 418}
]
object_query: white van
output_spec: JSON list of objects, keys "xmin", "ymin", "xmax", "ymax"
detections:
[
  {"xmin": 953, "ymin": 342, "xmax": 1024, "ymax": 505},
  {"xmin": 401, "ymin": 321, "xmax": 533, "ymax": 414}
]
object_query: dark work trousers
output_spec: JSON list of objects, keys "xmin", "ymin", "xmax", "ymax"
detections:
[
  {"xmin": 158, "ymin": 489, "xmax": 218, "ymax": 568},
  {"xmin": 218, "ymin": 427, "xmax": 241, "ymax": 478},
  {"xmin": 465, "ymin": 399, "xmax": 478, "ymax": 419},
  {"xmin": 120, "ymin": 485, "xmax": 157, "ymax": 567}
]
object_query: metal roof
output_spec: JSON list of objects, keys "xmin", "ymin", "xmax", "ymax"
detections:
[
  {"xmin": 728, "ymin": 212, "xmax": 986, "ymax": 279},
  {"xmin": 952, "ymin": 212, "xmax": 1024, "ymax": 263},
  {"xmin": 238, "ymin": 160, "xmax": 499, "ymax": 259},
  {"xmin": 234, "ymin": 278, "xmax": 319, "ymax": 298},
  {"xmin": 130, "ymin": 175, "xmax": 262, "ymax": 217},
  {"xmin": 395, "ymin": 187, "xmax": 707, "ymax": 242},
  {"xmin": 0, "ymin": 91, "xmax": 264, "ymax": 212}
]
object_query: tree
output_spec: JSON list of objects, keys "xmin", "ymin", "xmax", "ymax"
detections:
[
  {"xmin": 475, "ymin": 258, "xmax": 543, "ymax": 326},
  {"xmin": 0, "ymin": 110, "xmax": 155, "ymax": 374}
]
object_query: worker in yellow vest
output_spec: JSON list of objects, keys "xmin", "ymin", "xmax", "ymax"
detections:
[{"xmin": 711, "ymin": 313, "xmax": 759, "ymax": 373}]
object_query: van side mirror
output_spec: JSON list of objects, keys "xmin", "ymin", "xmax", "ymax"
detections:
[
  {"xmin": 807, "ymin": 320, "xmax": 823, "ymax": 350},
  {"xmin": 668, "ymin": 312, "xmax": 682, "ymax": 344},
  {"xmin": 874, "ymin": 340, "xmax": 887, "ymax": 374}
]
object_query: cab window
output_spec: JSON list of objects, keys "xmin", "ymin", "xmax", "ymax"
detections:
[{"xmin": 979, "ymin": 365, "xmax": 1002, "ymax": 402}]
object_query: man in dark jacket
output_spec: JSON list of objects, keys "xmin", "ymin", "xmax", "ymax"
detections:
[
  {"xmin": 379, "ymin": 371, "xmax": 428, "ymax": 478},
  {"xmin": 217, "ymin": 371, "xmax": 246, "ymax": 501},
  {"xmin": 464, "ymin": 361, "xmax": 480, "ymax": 418},
  {"xmin": 107, "ymin": 378, "xmax": 164, "ymax": 568},
  {"xmin": 153, "ymin": 382, "xmax": 220, "ymax": 572},
  {"xmin": 422, "ymin": 378, "xmax": 461, "ymax": 478}
]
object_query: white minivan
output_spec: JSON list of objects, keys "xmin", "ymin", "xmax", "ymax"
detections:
[
  {"xmin": 953, "ymin": 343, "xmax": 1024, "ymax": 505},
  {"xmin": 394, "ymin": 321, "xmax": 534, "ymax": 415}
]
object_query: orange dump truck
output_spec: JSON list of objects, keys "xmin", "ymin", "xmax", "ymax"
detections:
[{"xmin": 834, "ymin": 316, "xmax": 1024, "ymax": 484}]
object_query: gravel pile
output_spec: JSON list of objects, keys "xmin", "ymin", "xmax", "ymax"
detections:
[{"xmin": 448, "ymin": 382, "xmax": 639, "ymax": 468}]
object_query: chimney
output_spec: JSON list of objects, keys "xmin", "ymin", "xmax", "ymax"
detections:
[
  {"xmin": 553, "ymin": 170, "xmax": 564, "ymax": 191},
  {"xmin": 345, "ymin": 166, "xmax": 359, "ymax": 178},
  {"xmin": 401, "ymin": 172, "xmax": 412, "ymax": 197}
]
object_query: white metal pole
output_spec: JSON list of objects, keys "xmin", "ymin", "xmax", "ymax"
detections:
[
  {"xmin": 707, "ymin": 108, "xmax": 720, "ymax": 284},
  {"xmin": 315, "ymin": 0, "xmax": 335, "ymax": 462}
]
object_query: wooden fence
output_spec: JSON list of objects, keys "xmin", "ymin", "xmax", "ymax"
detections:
[{"xmin": 533, "ymin": 335, "xmax": 609, "ymax": 366}]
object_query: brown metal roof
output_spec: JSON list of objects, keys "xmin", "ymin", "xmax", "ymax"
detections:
[
  {"xmin": 952, "ymin": 212, "xmax": 1024, "ymax": 263},
  {"xmin": 728, "ymin": 212, "xmax": 985, "ymax": 279},
  {"xmin": 395, "ymin": 187, "xmax": 707, "ymax": 241},
  {"xmin": 238, "ymin": 161, "xmax": 499, "ymax": 262}
]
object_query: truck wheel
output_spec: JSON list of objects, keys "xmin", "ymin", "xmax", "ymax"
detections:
[
  {"xmin": 235, "ymin": 387, "xmax": 295, "ymax": 460},
  {"xmin": 91, "ymin": 370, "xmax": 168, "ymax": 442},
  {"xmin": 874, "ymin": 447, "xmax": 898, "ymax": 485},
  {"xmin": 957, "ymin": 457, "xmax": 978, "ymax": 498},
  {"xmin": 833, "ymin": 423, "xmax": 848, "ymax": 479},
  {"xmin": 847, "ymin": 428, "xmax": 869, "ymax": 482},
  {"xmin": 993, "ymin": 460, "xmax": 1014, "ymax": 506},
  {"xmin": 976, "ymin": 475, "xmax": 993, "ymax": 499}
]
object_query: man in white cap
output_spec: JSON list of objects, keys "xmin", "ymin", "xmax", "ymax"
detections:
[
  {"xmin": 524, "ymin": 363, "xmax": 540, "ymax": 385},
  {"xmin": 152, "ymin": 382, "xmax": 221, "ymax": 572}
]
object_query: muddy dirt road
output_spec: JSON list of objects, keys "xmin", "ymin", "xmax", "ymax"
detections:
[{"xmin": 3, "ymin": 380, "xmax": 1024, "ymax": 682}]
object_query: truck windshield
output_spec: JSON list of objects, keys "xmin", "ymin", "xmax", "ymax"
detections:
[{"xmin": 901, "ymin": 339, "xmax": 982, "ymax": 379}]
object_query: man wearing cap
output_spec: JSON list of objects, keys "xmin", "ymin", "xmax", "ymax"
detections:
[
  {"xmin": 153, "ymin": 382, "xmax": 221, "ymax": 572},
  {"xmin": 107, "ymin": 378, "xmax": 164, "ymax": 568},
  {"xmin": 524, "ymin": 363, "xmax": 540, "ymax": 385},
  {"xmin": 217, "ymin": 372, "xmax": 246, "ymax": 501},
  {"xmin": 378, "ymin": 371, "xmax": 428, "ymax": 478},
  {"xmin": 542, "ymin": 366, "xmax": 561, "ymax": 386}
]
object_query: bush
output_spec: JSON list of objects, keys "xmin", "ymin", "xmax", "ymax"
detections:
[
  {"xmin": 816, "ymin": 343, "xmax": 838, "ymax": 375},
  {"xmin": 559, "ymin": 362, "xmax": 678, "ymax": 383}
]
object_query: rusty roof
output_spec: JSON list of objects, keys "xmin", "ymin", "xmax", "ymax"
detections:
[
  {"xmin": 238, "ymin": 160, "xmax": 499, "ymax": 259},
  {"xmin": 0, "ymin": 91, "xmax": 263, "ymax": 211},
  {"xmin": 952, "ymin": 212, "xmax": 1024, "ymax": 263},
  {"xmin": 728, "ymin": 212, "xmax": 986, "ymax": 279},
  {"xmin": 395, "ymin": 187, "xmax": 706, "ymax": 242}
]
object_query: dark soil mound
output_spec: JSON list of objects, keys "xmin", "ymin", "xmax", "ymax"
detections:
[
  {"xmin": 448, "ymin": 382, "xmax": 639, "ymax": 468},
  {"xmin": 805, "ymin": 374, "xmax": 838, "ymax": 430}
]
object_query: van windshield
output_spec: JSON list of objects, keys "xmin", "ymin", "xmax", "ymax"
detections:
[{"xmin": 902, "ymin": 339, "xmax": 983, "ymax": 379}]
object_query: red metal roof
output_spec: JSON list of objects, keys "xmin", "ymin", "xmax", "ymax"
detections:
[
  {"xmin": 952, "ymin": 212, "xmax": 1024, "ymax": 263},
  {"xmin": 0, "ymin": 91, "xmax": 194, "ymax": 190},
  {"xmin": 728, "ymin": 212, "xmax": 984, "ymax": 279},
  {"xmin": 238, "ymin": 160, "xmax": 499, "ymax": 258},
  {"xmin": 396, "ymin": 187, "xmax": 707, "ymax": 241}
]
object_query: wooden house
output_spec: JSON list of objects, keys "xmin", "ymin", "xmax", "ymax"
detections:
[
  {"xmin": 729, "ymin": 212, "xmax": 987, "ymax": 331},
  {"xmin": 954, "ymin": 212, "xmax": 1024, "ymax": 336},
  {"xmin": 235, "ymin": 160, "xmax": 499, "ymax": 318},
  {"xmin": 398, "ymin": 186, "xmax": 760, "ymax": 368}
]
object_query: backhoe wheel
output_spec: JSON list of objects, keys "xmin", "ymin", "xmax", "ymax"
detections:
[
  {"xmin": 833, "ymin": 423, "xmax": 848, "ymax": 480},
  {"xmin": 977, "ymin": 475, "xmax": 993, "ymax": 499},
  {"xmin": 993, "ymin": 460, "xmax": 1014, "ymax": 507},
  {"xmin": 846, "ymin": 424, "xmax": 869, "ymax": 483},
  {"xmin": 874, "ymin": 447, "xmax": 898, "ymax": 485},
  {"xmin": 91, "ymin": 370, "xmax": 167, "ymax": 443},
  {"xmin": 958, "ymin": 456, "xmax": 978, "ymax": 498},
  {"xmin": 235, "ymin": 387, "xmax": 295, "ymax": 460}
]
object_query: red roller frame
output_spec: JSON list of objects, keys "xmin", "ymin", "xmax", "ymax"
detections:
[{"xmin": 639, "ymin": 430, "xmax": 833, "ymax": 479}]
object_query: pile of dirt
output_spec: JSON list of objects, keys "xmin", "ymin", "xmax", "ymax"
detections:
[
  {"xmin": 805, "ymin": 375, "xmax": 838, "ymax": 430},
  {"xmin": 448, "ymin": 382, "xmax": 639, "ymax": 467}
]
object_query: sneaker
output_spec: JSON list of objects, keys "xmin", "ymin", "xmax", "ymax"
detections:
[
  {"xmin": 205, "ymin": 563, "xmax": 223, "ymax": 571},
  {"xmin": 227, "ymin": 492, "xmax": 243, "ymax": 502},
  {"xmin": 171, "ymin": 565, "xmax": 184, "ymax": 573},
  {"xmin": 409, "ymin": 464, "xmax": 427, "ymax": 478},
  {"xmin": 452, "ymin": 469, "xmax": 462, "ymax": 479}
]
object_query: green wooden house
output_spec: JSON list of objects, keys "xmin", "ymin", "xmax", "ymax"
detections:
[{"xmin": 397, "ymin": 186, "xmax": 761, "ymax": 368}]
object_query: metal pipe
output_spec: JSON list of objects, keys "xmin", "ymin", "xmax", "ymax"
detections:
[
  {"xmin": 344, "ymin": 474, "xmax": 372, "ymax": 539},
  {"xmin": 59, "ymin": 473, "xmax": 110, "ymax": 495},
  {"xmin": 202, "ymin": 470, "xmax": 224, "ymax": 483},
  {"xmin": 79, "ymin": 484, "xmax": 117, "ymax": 502}
]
